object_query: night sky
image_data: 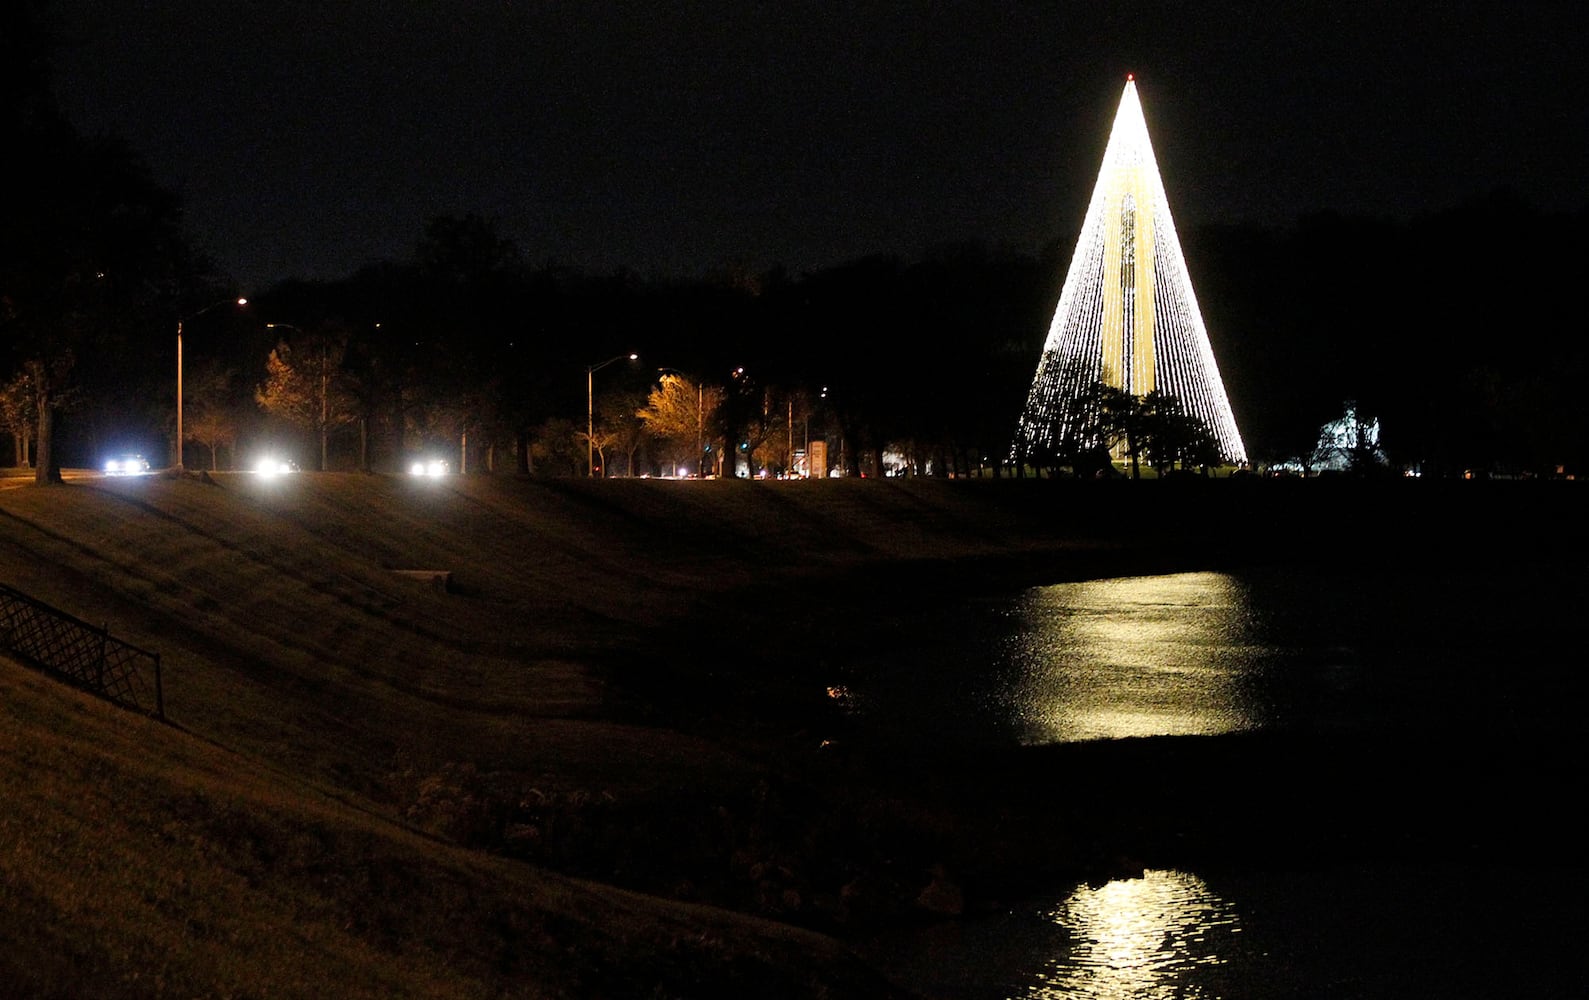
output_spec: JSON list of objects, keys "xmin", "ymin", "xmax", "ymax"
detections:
[{"xmin": 46, "ymin": 3, "xmax": 1587, "ymax": 293}]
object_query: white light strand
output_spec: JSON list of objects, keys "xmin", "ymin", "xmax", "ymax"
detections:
[{"xmin": 1016, "ymin": 79, "xmax": 1247, "ymax": 465}]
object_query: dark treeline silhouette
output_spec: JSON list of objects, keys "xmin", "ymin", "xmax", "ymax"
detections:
[
  {"xmin": 5, "ymin": 5, "xmax": 1585, "ymax": 480},
  {"xmin": 225, "ymin": 238, "xmax": 1060, "ymax": 478},
  {"xmin": 1188, "ymin": 196, "xmax": 1589, "ymax": 477}
]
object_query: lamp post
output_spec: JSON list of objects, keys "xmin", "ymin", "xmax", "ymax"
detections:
[
  {"xmin": 586, "ymin": 353, "xmax": 637, "ymax": 477},
  {"xmin": 177, "ymin": 297, "xmax": 246, "ymax": 471},
  {"xmin": 787, "ymin": 395, "xmax": 794, "ymax": 478}
]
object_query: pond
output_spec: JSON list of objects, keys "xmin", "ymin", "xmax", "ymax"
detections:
[{"xmin": 829, "ymin": 565, "xmax": 1588, "ymax": 998}]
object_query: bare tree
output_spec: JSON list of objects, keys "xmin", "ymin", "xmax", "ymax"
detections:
[
  {"xmin": 184, "ymin": 401, "xmax": 239, "ymax": 471},
  {"xmin": 182, "ymin": 363, "xmax": 241, "ymax": 470}
]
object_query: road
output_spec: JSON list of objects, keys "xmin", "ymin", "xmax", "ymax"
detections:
[{"xmin": 0, "ymin": 468, "xmax": 113, "ymax": 489}]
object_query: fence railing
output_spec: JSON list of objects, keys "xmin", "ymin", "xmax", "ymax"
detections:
[{"xmin": 0, "ymin": 583, "xmax": 164, "ymax": 719}]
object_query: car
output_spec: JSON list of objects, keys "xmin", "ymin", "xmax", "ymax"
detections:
[
  {"xmin": 409, "ymin": 458, "xmax": 449, "ymax": 477},
  {"xmin": 104, "ymin": 454, "xmax": 151, "ymax": 476},
  {"xmin": 253, "ymin": 456, "xmax": 300, "ymax": 477}
]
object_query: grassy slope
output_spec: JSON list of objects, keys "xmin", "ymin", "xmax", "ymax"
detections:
[
  {"xmin": 3, "ymin": 474, "xmax": 989, "ymax": 999},
  {"xmin": 0, "ymin": 656, "xmax": 905, "ymax": 999},
  {"xmin": 3, "ymin": 472, "xmax": 1584, "ymax": 996},
  {"xmin": 0, "ymin": 474, "xmax": 1147, "ymax": 802},
  {"xmin": 0, "ymin": 471, "xmax": 1162, "ymax": 999}
]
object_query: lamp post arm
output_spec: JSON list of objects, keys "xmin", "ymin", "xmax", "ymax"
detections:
[{"xmin": 586, "ymin": 353, "xmax": 634, "ymax": 375}]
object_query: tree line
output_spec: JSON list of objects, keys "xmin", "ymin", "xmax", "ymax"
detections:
[
  {"xmin": 173, "ymin": 233, "xmax": 1057, "ymax": 480},
  {"xmin": 1018, "ymin": 374, "xmax": 1228, "ymax": 480}
]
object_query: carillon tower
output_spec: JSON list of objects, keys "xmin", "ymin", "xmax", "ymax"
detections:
[
  {"xmin": 1016, "ymin": 76, "xmax": 1246, "ymax": 464},
  {"xmin": 1101, "ymin": 96, "xmax": 1156, "ymax": 397}
]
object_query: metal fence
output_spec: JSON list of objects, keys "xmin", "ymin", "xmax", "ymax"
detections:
[{"xmin": 0, "ymin": 583, "xmax": 164, "ymax": 719}]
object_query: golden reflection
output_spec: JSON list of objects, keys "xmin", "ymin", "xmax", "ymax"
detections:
[
  {"xmin": 1004, "ymin": 572, "xmax": 1264, "ymax": 742},
  {"xmin": 1028, "ymin": 869, "xmax": 1239, "ymax": 999}
]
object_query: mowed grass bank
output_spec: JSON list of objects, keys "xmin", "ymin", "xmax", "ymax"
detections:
[
  {"xmin": 0, "ymin": 649, "xmax": 911, "ymax": 999},
  {"xmin": 0, "ymin": 472, "xmax": 1186, "ymax": 804},
  {"xmin": 5, "ymin": 472, "xmax": 1002, "ymax": 998}
]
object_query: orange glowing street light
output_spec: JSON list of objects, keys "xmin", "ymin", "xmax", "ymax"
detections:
[{"xmin": 176, "ymin": 297, "xmax": 246, "ymax": 471}]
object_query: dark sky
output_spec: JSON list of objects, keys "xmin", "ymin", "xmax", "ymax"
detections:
[{"xmin": 46, "ymin": 2, "xmax": 1587, "ymax": 293}]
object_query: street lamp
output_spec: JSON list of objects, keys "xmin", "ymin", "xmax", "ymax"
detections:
[
  {"xmin": 586, "ymin": 353, "xmax": 637, "ymax": 477},
  {"xmin": 177, "ymin": 297, "xmax": 246, "ymax": 471}
]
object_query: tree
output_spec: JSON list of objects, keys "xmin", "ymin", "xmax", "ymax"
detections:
[
  {"xmin": 2, "ymin": 7, "xmax": 216, "ymax": 483},
  {"xmin": 20, "ymin": 355, "xmax": 77, "ymax": 484},
  {"xmin": 1135, "ymin": 391, "xmax": 1229, "ymax": 476},
  {"xmin": 1023, "ymin": 378, "xmax": 1225, "ymax": 479},
  {"xmin": 1183, "ymin": 418, "xmax": 1227, "ymax": 475},
  {"xmin": 1050, "ymin": 377, "xmax": 1116, "ymax": 478},
  {"xmin": 338, "ymin": 335, "xmax": 386, "ymax": 473},
  {"xmin": 637, "ymin": 374, "xmax": 721, "ymax": 477},
  {"xmin": 751, "ymin": 388, "xmax": 801, "ymax": 477},
  {"xmin": 183, "ymin": 362, "xmax": 242, "ymax": 470},
  {"xmin": 596, "ymin": 387, "xmax": 649, "ymax": 477},
  {"xmin": 529, "ymin": 417, "xmax": 584, "ymax": 477},
  {"xmin": 254, "ymin": 333, "xmax": 357, "ymax": 471},
  {"xmin": 2, "ymin": 136, "xmax": 191, "ymax": 483},
  {"xmin": 185, "ymin": 404, "xmax": 238, "ymax": 471},
  {"xmin": 0, "ymin": 370, "xmax": 36, "ymax": 468},
  {"xmin": 1097, "ymin": 384, "xmax": 1146, "ymax": 479},
  {"xmin": 726, "ymin": 373, "xmax": 791, "ymax": 479},
  {"xmin": 1015, "ymin": 355, "xmax": 1104, "ymax": 478}
]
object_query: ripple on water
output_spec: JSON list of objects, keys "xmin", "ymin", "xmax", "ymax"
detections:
[{"xmin": 1024, "ymin": 869, "xmax": 1241, "ymax": 1000}]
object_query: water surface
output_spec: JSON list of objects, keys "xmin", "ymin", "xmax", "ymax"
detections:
[
  {"xmin": 836, "ymin": 565, "xmax": 1588, "ymax": 997},
  {"xmin": 875, "ymin": 864, "xmax": 1586, "ymax": 999},
  {"xmin": 830, "ymin": 565, "xmax": 1586, "ymax": 746}
]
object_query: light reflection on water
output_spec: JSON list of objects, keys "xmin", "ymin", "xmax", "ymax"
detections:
[
  {"xmin": 830, "ymin": 564, "xmax": 1589, "ymax": 745},
  {"xmin": 1025, "ymin": 869, "xmax": 1240, "ymax": 1000},
  {"xmin": 833, "ymin": 570, "xmax": 1305, "ymax": 746},
  {"xmin": 879, "ymin": 863, "xmax": 1588, "ymax": 999},
  {"xmin": 997, "ymin": 573, "xmax": 1267, "ymax": 742}
]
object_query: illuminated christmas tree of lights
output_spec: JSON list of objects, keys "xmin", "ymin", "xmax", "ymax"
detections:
[{"xmin": 1015, "ymin": 76, "xmax": 1247, "ymax": 465}]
